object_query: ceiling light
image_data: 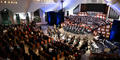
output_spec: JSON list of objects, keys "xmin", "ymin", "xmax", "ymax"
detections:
[
  {"xmin": 1, "ymin": 1, "xmax": 3, "ymax": 3},
  {"xmin": 4, "ymin": 1, "xmax": 7, "ymax": 3},
  {"xmin": 8, "ymin": 1, "xmax": 10, "ymax": 4},
  {"xmin": 15, "ymin": 1, "xmax": 18, "ymax": 4},
  {"xmin": 0, "ymin": 0, "xmax": 18, "ymax": 4},
  {"xmin": 11, "ymin": 1, "xmax": 13, "ymax": 4},
  {"xmin": 36, "ymin": 0, "xmax": 40, "ymax": 1}
]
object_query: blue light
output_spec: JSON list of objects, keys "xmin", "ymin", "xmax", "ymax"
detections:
[
  {"xmin": 48, "ymin": 13, "xmax": 51, "ymax": 24},
  {"xmin": 109, "ymin": 20, "xmax": 120, "ymax": 42},
  {"xmin": 110, "ymin": 31, "xmax": 115, "ymax": 41},
  {"xmin": 56, "ymin": 15, "xmax": 60, "ymax": 25}
]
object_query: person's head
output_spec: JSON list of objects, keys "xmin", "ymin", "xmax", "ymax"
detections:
[{"xmin": 98, "ymin": 33, "xmax": 103, "ymax": 37}]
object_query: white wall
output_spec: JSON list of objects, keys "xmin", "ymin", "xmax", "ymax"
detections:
[
  {"xmin": 119, "ymin": 16, "xmax": 120, "ymax": 20},
  {"xmin": 13, "ymin": 12, "xmax": 32, "ymax": 24},
  {"xmin": 68, "ymin": 9, "xmax": 74, "ymax": 15},
  {"xmin": 39, "ymin": 9, "xmax": 44, "ymax": 23}
]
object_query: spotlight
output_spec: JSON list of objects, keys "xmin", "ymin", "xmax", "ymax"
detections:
[
  {"xmin": 4, "ymin": 1, "xmax": 7, "ymax": 3},
  {"xmin": 8, "ymin": 1, "xmax": 10, "ymax": 4},
  {"xmin": 11, "ymin": 1, "xmax": 13, "ymax": 4}
]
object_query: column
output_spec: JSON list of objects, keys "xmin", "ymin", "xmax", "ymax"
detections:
[{"xmin": 31, "ymin": 12, "xmax": 34, "ymax": 22}]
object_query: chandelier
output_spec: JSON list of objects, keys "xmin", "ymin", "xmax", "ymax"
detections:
[{"xmin": 0, "ymin": 0, "xmax": 18, "ymax": 4}]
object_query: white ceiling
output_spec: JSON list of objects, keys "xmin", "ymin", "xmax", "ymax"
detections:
[
  {"xmin": 0, "ymin": 0, "xmax": 106, "ymax": 13},
  {"xmin": 0, "ymin": 0, "xmax": 32, "ymax": 13}
]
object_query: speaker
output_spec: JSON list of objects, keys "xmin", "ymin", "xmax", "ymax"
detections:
[
  {"xmin": 67, "ymin": 11, "xmax": 69, "ymax": 16},
  {"xmin": 16, "ymin": 14, "xmax": 20, "ymax": 24},
  {"xmin": 1, "ymin": 8, "xmax": 12, "ymax": 25}
]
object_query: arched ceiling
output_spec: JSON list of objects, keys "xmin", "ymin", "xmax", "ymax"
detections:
[
  {"xmin": 0, "ymin": 0, "xmax": 107, "ymax": 13},
  {"xmin": 105, "ymin": 0, "xmax": 120, "ymax": 15},
  {"xmin": 28, "ymin": 0, "xmax": 83, "ymax": 12}
]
